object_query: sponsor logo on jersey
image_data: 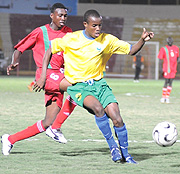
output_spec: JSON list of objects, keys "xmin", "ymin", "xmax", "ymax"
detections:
[{"xmin": 96, "ymin": 47, "xmax": 102, "ymax": 52}]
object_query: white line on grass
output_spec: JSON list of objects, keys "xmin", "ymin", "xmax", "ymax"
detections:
[{"xmin": 25, "ymin": 138, "xmax": 180, "ymax": 143}]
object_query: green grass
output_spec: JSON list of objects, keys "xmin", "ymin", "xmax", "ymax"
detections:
[{"xmin": 0, "ymin": 76, "xmax": 180, "ymax": 174}]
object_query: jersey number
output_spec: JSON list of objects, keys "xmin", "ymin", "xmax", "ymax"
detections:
[{"xmin": 50, "ymin": 73, "xmax": 59, "ymax": 80}]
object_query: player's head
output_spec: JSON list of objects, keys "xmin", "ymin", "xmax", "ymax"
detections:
[
  {"xmin": 166, "ymin": 37, "xmax": 173, "ymax": 46},
  {"xmin": 83, "ymin": 9, "xmax": 102, "ymax": 39},
  {"xmin": 50, "ymin": 3, "xmax": 68, "ymax": 29}
]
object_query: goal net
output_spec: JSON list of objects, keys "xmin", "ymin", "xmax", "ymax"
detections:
[{"xmin": 105, "ymin": 41, "xmax": 160, "ymax": 80}]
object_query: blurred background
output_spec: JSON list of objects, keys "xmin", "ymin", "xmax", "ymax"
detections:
[{"xmin": 0, "ymin": 0, "xmax": 180, "ymax": 79}]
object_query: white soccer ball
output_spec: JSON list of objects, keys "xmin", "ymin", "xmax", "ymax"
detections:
[{"xmin": 152, "ymin": 121, "xmax": 178, "ymax": 147}]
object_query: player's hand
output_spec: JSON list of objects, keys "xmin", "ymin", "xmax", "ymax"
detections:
[
  {"xmin": 142, "ymin": 28, "xmax": 154, "ymax": 42},
  {"xmin": 33, "ymin": 77, "xmax": 46, "ymax": 92},
  {"xmin": 7, "ymin": 63, "xmax": 19, "ymax": 75}
]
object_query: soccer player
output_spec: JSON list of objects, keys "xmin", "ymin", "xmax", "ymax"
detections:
[
  {"xmin": 34, "ymin": 10, "xmax": 154, "ymax": 163},
  {"xmin": 133, "ymin": 51, "xmax": 144, "ymax": 82},
  {"xmin": 158, "ymin": 37, "xmax": 179, "ymax": 103},
  {"xmin": 1, "ymin": 3, "xmax": 76, "ymax": 156}
]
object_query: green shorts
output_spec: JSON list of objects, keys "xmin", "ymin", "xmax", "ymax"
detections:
[{"xmin": 67, "ymin": 78, "xmax": 118, "ymax": 108}]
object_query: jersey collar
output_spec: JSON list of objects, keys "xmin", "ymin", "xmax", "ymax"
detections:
[{"xmin": 83, "ymin": 30, "xmax": 95, "ymax": 40}]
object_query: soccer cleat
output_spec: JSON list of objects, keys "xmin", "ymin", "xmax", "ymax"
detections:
[
  {"xmin": 1, "ymin": 134, "xmax": 13, "ymax": 156},
  {"xmin": 125, "ymin": 154, "xmax": 137, "ymax": 164},
  {"xmin": 160, "ymin": 98, "xmax": 166, "ymax": 103},
  {"xmin": 110, "ymin": 146, "xmax": 122, "ymax": 162},
  {"xmin": 165, "ymin": 98, "xmax": 170, "ymax": 103},
  {"xmin": 46, "ymin": 126, "xmax": 67, "ymax": 144},
  {"xmin": 27, "ymin": 85, "xmax": 33, "ymax": 92}
]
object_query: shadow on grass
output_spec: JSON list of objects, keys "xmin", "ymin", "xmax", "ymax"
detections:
[
  {"xmin": 10, "ymin": 152, "xmax": 35, "ymax": 155},
  {"xmin": 59, "ymin": 147, "xmax": 110, "ymax": 157},
  {"xmin": 171, "ymin": 164, "xmax": 180, "ymax": 167},
  {"xmin": 10, "ymin": 145, "xmax": 180, "ymax": 165},
  {"xmin": 57, "ymin": 146, "xmax": 180, "ymax": 163},
  {"xmin": 130, "ymin": 151, "xmax": 180, "ymax": 162}
]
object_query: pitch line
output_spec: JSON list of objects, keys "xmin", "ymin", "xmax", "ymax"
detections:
[{"xmin": 25, "ymin": 138, "xmax": 180, "ymax": 143}]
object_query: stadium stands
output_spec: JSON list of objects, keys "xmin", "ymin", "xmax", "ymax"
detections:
[{"xmin": 0, "ymin": 4, "xmax": 180, "ymax": 78}]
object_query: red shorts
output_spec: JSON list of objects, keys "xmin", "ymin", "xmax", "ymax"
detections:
[
  {"xmin": 36, "ymin": 68, "xmax": 64, "ymax": 108},
  {"xmin": 163, "ymin": 71, "xmax": 176, "ymax": 79}
]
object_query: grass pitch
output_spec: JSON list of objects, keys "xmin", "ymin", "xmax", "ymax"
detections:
[{"xmin": 0, "ymin": 76, "xmax": 180, "ymax": 174}]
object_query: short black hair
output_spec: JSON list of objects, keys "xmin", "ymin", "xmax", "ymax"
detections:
[
  {"xmin": 83, "ymin": 9, "xmax": 101, "ymax": 23},
  {"xmin": 51, "ymin": 3, "xmax": 68, "ymax": 13}
]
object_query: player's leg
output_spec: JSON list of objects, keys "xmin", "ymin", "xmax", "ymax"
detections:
[
  {"xmin": 136, "ymin": 67, "xmax": 141, "ymax": 81},
  {"xmin": 46, "ymin": 78, "xmax": 77, "ymax": 142},
  {"xmin": 166, "ymin": 78, "xmax": 173, "ymax": 103},
  {"xmin": 105, "ymin": 103, "xmax": 137, "ymax": 164},
  {"xmin": 50, "ymin": 95, "xmax": 77, "ymax": 129},
  {"xmin": 50, "ymin": 75, "xmax": 77, "ymax": 129},
  {"xmin": 134, "ymin": 67, "xmax": 138, "ymax": 81},
  {"xmin": 46, "ymin": 95, "xmax": 77, "ymax": 143},
  {"xmin": 42, "ymin": 100, "xmax": 60, "ymax": 128},
  {"xmin": 83, "ymin": 95, "xmax": 122, "ymax": 162},
  {"xmin": 160, "ymin": 79, "xmax": 168, "ymax": 103},
  {"xmin": 1, "ymin": 120, "xmax": 46, "ymax": 155},
  {"xmin": 1, "ymin": 100, "xmax": 60, "ymax": 156}
]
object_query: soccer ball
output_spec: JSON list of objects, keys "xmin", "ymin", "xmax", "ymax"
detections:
[{"xmin": 152, "ymin": 121, "xmax": 178, "ymax": 147}]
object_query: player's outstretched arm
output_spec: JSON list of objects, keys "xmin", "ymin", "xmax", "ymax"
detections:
[
  {"xmin": 33, "ymin": 47, "xmax": 52, "ymax": 92},
  {"xmin": 7, "ymin": 50, "xmax": 22, "ymax": 75},
  {"xmin": 129, "ymin": 28, "xmax": 154, "ymax": 56}
]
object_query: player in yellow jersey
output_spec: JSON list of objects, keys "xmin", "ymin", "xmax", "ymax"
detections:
[{"xmin": 34, "ymin": 9, "xmax": 154, "ymax": 163}]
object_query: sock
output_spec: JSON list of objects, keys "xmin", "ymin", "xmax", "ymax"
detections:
[
  {"xmin": 166, "ymin": 86, "xmax": 172, "ymax": 98},
  {"xmin": 8, "ymin": 120, "xmax": 45, "ymax": 144},
  {"xmin": 51, "ymin": 95, "xmax": 77, "ymax": 129},
  {"xmin": 114, "ymin": 124, "xmax": 129, "ymax": 158},
  {"xmin": 162, "ymin": 87, "xmax": 167, "ymax": 98},
  {"xmin": 95, "ymin": 114, "xmax": 118, "ymax": 150}
]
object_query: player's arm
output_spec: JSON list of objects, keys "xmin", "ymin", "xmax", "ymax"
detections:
[
  {"xmin": 129, "ymin": 28, "xmax": 154, "ymax": 55},
  {"xmin": 7, "ymin": 49, "xmax": 22, "ymax": 75},
  {"xmin": 33, "ymin": 47, "xmax": 52, "ymax": 92}
]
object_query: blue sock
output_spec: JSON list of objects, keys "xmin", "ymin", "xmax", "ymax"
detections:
[
  {"xmin": 95, "ymin": 114, "xmax": 118, "ymax": 150},
  {"xmin": 114, "ymin": 124, "xmax": 129, "ymax": 158}
]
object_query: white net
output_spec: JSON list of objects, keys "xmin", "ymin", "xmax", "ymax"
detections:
[{"xmin": 106, "ymin": 41, "xmax": 160, "ymax": 80}]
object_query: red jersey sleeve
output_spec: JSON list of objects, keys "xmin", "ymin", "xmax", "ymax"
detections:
[
  {"xmin": 158, "ymin": 47, "xmax": 165, "ymax": 60},
  {"xmin": 14, "ymin": 27, "xmax": 41, "ymax": 53}
]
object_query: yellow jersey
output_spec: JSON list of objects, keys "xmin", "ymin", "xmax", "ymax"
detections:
[{"xmin": 51, "ymin": 30, "xmax": 131, "ymax": 84}]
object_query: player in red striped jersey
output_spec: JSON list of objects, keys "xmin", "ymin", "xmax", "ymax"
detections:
[
  {"xmin": 1, "ymin": 3, "xmax": 76, "ymax": 155},
  {"xmin": 158, "ymin": 37, "xmax": 179, "ymax": 103}
]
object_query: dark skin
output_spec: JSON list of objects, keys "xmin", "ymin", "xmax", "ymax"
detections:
[
  {"xmin": 34, "ymin": 16, "xmax": 154, "ymax": 127},
  {"xmin": 7, "ymin": 8, "xmax": 68, "ymax": 129}
]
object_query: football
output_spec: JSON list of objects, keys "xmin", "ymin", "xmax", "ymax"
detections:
[{"xmin": 152, "ymin": 121, "xmax": 178, "ymax": 147}]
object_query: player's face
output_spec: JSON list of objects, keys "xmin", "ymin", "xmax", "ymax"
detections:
[
  {"xmin": 167, "ymin": 37, "xmax": 173, "ymax": 46},
  {"xmin": 83, "ymin": 16, "xmax": 102, "ymax": 39},
  {"xmin": 50, "ymin": 8, "xmax": 68, "ymax": 29}
]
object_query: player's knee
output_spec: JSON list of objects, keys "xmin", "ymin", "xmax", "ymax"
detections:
[
  {"xmin": 112, "ymin": 116, "xmax": 124, "ymax": 127},
  {"xmin": 93, "ymin": 103, "xmax": 104, "ymax": 117}
]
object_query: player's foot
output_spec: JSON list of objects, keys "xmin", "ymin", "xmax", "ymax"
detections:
[
  {"xmin": 165, "ymin": 98, "xmax": 170, "ymax": 103},
  {"xmin": 27, "ymin": 85, "xmax": 32, "ymax": 92},
  {"xmin": 124, "ymin": 154, "xmax": 137, "ymax": 164},
  {"xmin": 160, "ymin": 98, "xmax": 166, "ymax": 103},
  {"xmin": 110, "ymin": 146, "xmax": 122, "ymax": 162},
  {"xmin": 46, "ymin": 126, "xmax": 67, "ymax": 144},
  {"xmin": 1, "ymin": 134, "xmax": 13, "ymax": 156}
]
